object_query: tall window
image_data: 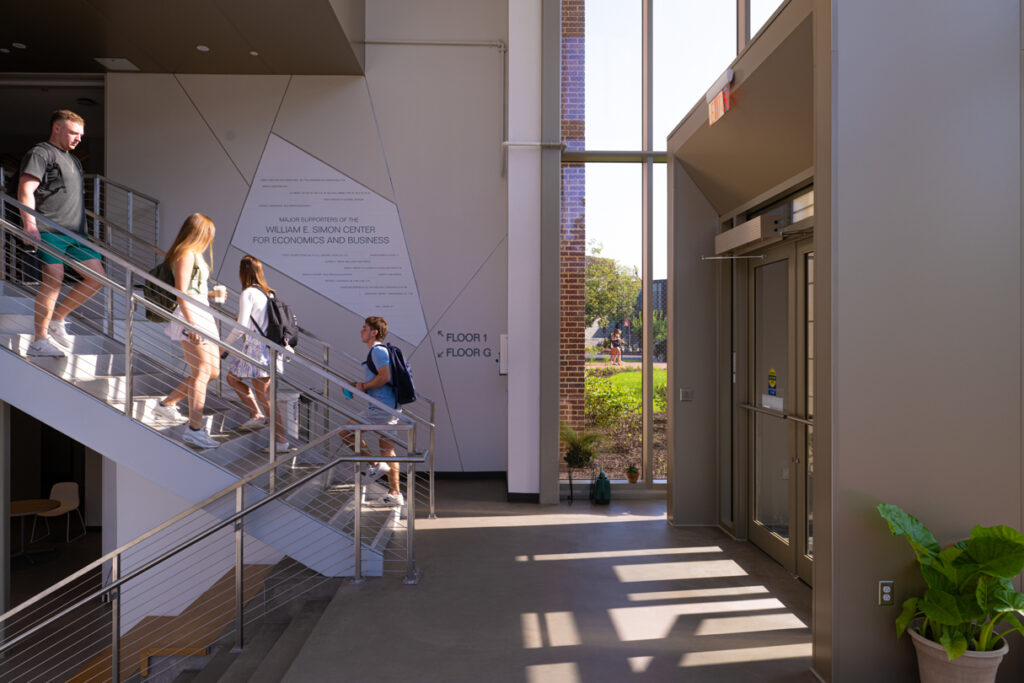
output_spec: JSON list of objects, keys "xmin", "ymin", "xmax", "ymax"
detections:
[{"xmin": 559, "ymin": 0, "xmax": 738, "ymax": 483}]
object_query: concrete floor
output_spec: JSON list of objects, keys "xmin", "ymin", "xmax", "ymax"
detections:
[{"xmin": 283, "ymin": 479, "xmax": 815, "ymax": 683}]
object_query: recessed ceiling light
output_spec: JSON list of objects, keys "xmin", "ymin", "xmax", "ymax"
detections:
[
  {"xmin": 94, "ymin": 57, "xmax": 140, "ymax": 71},
  {"xmin": 196, "ymin": 45, "xmax": 210, "ymax": 52},
  {"xmin": 0, "ymin": 48, "xmax": 9, "ymax": 54},
  {"xmin": 12, "ymin": 42, "xmax": 27, "ymax": 50},
  {"xmin": 249, "ymin": 50, "xmax": 259, "ymax": 57},
  {"xmin": 76, "ymin": 97, "xmax": 98, "ymax": 107}
]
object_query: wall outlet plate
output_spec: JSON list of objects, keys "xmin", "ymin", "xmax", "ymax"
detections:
[{"xmin": 878, "ymin": 580, "xmax": 895, "ymax": 606}]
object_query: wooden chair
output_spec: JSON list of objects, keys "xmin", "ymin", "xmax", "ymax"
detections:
[{"xmin": 31, "ymin": 482, "xmax": 86, "ymax": 543}]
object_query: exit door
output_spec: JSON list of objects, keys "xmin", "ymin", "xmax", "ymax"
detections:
[{"xmin": 743, "ymin": 239, "xmax": 814, "ymax": 583}]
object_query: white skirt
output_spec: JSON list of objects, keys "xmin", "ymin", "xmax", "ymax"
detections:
[{"xmin": 165, "ymin": 304, "xmax": 220, "ymax": 346}]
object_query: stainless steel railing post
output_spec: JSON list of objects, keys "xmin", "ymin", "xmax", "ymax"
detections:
[
  {"xmin": 126, "ymin": 191, "xmax": 134, "ymax": 261},
  {"xmin": 268, "ymin": 348, "xmax": 278, "ymax": 493},
  {"xmin": 351, "ymin": 431, "xmax": 365, "ymax": 584},
  {"xmin": 92, "ymin": 176, "xmax": 100, "ymax": 240},
  {"xmin": 123, "ymin": 274, "xmax": 135, "ymax": 418},
  {"xmin": 233, "ymin": 486, "xmax": 244, "ymax": 653},
  {"xmin": 405, "ymin": 462, "xmax": 419, "ymax": 584},
  {"xmin": 429, "ymin": 402, "xmax": 437, "ymax": 518},
  {"xmin": 110, "ymin": 552, "xmax": 121, "ymax": 683}
]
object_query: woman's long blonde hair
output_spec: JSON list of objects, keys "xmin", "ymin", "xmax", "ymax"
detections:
[
  {"xmin": 238, "ymin": 255, "xmax": 274, "ymax": 295},
  {"xmin": 165, "ymin": 213, "xmax": 215, "ymax": 268}
]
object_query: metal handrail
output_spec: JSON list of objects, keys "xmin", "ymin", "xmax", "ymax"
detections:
[
  {"xmin": 0, "ymin": 425, "xmax": 422, "ymax": 654},
  {"xmin": 84, "ymin": 173, "xmax": 161, "ymax": 205}
]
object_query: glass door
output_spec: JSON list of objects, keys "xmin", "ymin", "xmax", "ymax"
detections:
[{"xmin": 745, "ymin": 239, "xmax": 814, "ymax": 583}]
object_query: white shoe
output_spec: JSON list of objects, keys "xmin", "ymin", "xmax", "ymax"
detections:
[
  {"xmin": 369, "ymin": 492, "xmax": 405, "ymax": 507},
  {"xmin": 27, "ymin": 337, "xmax": 66, "ymax": 357},
  {"xmin": 47, "ymin": 319, "xmax": 72, "ymax": 348},
  {"xmin": 261, "ymin": 441, "xmax": 293, "ymax": 454},
  {"xmin": 238, "ymin": 416, "xmax": 267, "ymax": 431},
  {"xmin": 362, "ymin": 462, "xmax": 391, "ymax": 483},
  {"xmin": 182, "ymin": 427, "xmax": 219, "ymax": 449},
  {"xmin": 152, "ymin": 401, "xmax": 187, "ymax": 423}
]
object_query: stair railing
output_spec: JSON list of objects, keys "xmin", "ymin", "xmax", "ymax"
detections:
[
  {"xmin": 0, "ymin": 427, "xmax": 424, "ymax": 682},
  {"xmin": 84, "ymin": 173, "xmax": 161, "ymax": 267},
  {"xmin": 56, "ymin": 203, "xmax": 438, "ymax": 516},
  {"xmin": 0, "ymin": 196, "xmax": 432, "ymax": 568}
]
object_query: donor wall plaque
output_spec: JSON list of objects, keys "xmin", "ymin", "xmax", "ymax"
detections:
[{"xmin": 232, "ymin": 134, "xmax": 427, "ymax": 344}]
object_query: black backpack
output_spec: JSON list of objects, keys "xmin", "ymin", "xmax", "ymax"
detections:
[
  {"xmin": 142, "ymin": 261, "xmax": 198, "ymax": 323},
  {"xmin": 252, "ymin": 291, "xmax": 299, "ymax": 349},
  {"xmin": 365, "ymin": 342, "xmax": 417, "ymax": 407}
]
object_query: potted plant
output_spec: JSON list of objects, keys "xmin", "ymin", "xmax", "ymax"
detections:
[
  {"xmin": 560, "ymin": 423, "xmax": 599, "ymax": 505},
  {"xmin": 625, "ymin": 463, "xmax": 639, "ymax": 484},
  {"xmin": 877, "ymin": 503, "xmax": 1024, "ymax": 683}
]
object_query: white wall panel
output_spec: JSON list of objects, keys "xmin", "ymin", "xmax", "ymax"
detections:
[
  {"xmin": 176, "ymin": 74, "xmax": 290, "ymax": 184},
  {"xmin": 273, "ymin": 76, "xmax": 392, "ymax": 199}
]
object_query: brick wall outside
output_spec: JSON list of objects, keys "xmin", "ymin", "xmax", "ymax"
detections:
[{"xmin": 560, "ymin": 0, "xmax": 585, "ymax": 432}]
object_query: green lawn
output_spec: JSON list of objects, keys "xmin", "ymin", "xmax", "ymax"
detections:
[{"xmin": 604, "ymin": 368, "xmax": 667, "ymax": 412}]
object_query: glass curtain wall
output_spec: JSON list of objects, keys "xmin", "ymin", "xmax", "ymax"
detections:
[{"xmin": 560, "ymin": 0, "xmax": 737, "ymax": 483}]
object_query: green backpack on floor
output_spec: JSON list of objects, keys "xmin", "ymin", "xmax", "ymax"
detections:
[{"xmin": 590, "ymin": 469, "xmax": 611, "ymax": 505}]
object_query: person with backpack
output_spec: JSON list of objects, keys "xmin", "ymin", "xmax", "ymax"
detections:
[
  {"xmin": 222, "ymin": 255, "xmax": 290, "ymax": 451},
  {"xmin": 150, "ymin": 214, "xmax": 221, "ymax": 449},
  {"xmin": 17, "ymin": 110, "xmax": 105, "ymax": 357},
  {"xmin": 342, "ymin": 316, "xmax": 406, "ymax": 507}
]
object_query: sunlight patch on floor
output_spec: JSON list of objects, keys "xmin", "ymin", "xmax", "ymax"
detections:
[
  {"xmin": 694, "ymin": 612, "xmax": 807, "ymax": 636},
  {"xmin": 516, "ymin": 546, "xmax": 721, "ymax": 562},
  {"xmin": 679, "ymin": 643, "xmax": 812, "ymax": 667},
  {"xmin": 520, "ymin": 612, "xmax": 582, "ymax": 648},
  {"xmin": 613, "ymin": 559, "xmax": 747, "ymax": 583},
  {"xmin": 418, "ymin": 512, "xmax": 665, "ymax": 531},
  {"xmin": 525, "ymin": 662, "xmax": 581, "ymax": 682},
  {"xmin": 628, "ymin": 585, "xmax": 769, "ymax": 601},
  {"xmin": 627, "ymin": 656, "xmax": 654, "ymax": 673},
  {"xmin": 608, "ymin": 599, "xmax": 786, "ymax": 641}
]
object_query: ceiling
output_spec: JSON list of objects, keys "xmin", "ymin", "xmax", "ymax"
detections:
[
  {"xmin": 0, "ymin": 0, "xmax": 365, "ymax": 75},
  {"xmin": 668, "ymin": 3, "xmax": 813, "ymax": 217}
]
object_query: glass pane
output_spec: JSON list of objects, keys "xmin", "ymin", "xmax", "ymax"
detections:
[
  {"xmin": 585, "ymin": 0, "xmax": 641, "ymax": 149},
  {"xmin": 750, "ymin": 0, "xmax": 785, "ymax": 40},
  {"xmin": 805, "ymin": 425, "xmax": 814, "ymax": 557},
  {"xmin": 652, "ymin": 163, "xmax": 668, "ymax": 480},
  {"xmin": 754, "ymin": 259, "xmax": 789, "ymax": 541},
  {"xmin": 653, "ymin": 0, "xmax": 736, "ymax": 146},
  {"xmin": 804, "ymin": 252, "xmax": 815, "ymax": 557}
]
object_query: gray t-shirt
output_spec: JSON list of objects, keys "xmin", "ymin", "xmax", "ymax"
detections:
[{"xmin": 19, "ymin": 141, "xmax": 86, "ymax": 234}]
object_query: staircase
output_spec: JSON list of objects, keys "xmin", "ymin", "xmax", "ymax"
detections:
[{"xmin": 0, "ymin": 188, "xmax": 434, "ymax": 682}]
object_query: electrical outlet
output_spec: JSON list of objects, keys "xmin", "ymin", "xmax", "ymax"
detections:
[{"xmin": 878, "ymin": 580, "xmax": 895, "ymax": 606}]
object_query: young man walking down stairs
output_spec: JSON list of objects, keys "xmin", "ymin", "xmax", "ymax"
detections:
[{"xmin": 17, "ymin": 110, "xmax": 105, "ymax": 357}]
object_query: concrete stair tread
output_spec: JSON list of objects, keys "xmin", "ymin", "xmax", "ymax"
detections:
[
  {"xmin": 214, "ymin": 620, "xmax": 290, "ymax": 683},
  {"xmin": 247, "ymin": 600, "xmax": 331, "ymax": 683}
]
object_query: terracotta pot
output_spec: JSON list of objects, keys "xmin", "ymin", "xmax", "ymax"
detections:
[
  {"xmin": 908, "ymin": 626, "xmax": 1007, "ymax": 683},
  {"xmin": 626, "ymin": 472, "xmax": 639, "ymax": 483}
]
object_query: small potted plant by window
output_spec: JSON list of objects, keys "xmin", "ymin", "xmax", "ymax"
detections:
[
  {"xmin": 625, "ymin": 463, "xmax": 639, "ymax": 484},
  {"xmin": 877, "ymin": 503, "xmax": 1024, "ymax": 683},
  {"xmin": 560, "ymin": 423, "xmax": 599, "ymax": 505}
]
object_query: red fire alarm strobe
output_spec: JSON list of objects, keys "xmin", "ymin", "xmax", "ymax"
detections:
[{"xmin": 706, "ymin": 68, "xmax": 735, "ymax": 126}]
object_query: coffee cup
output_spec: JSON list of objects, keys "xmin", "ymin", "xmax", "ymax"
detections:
[{"xmin": 211, "ymin": 285, "xmax": 227, "ymax": 303}]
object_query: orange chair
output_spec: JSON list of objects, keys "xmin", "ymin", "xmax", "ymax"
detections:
[{"xmin": 31, "ymin": 482, "xmax": 86, "ymax": 543}]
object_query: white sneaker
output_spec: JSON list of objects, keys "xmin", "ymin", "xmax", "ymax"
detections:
[
  {"xmin": 260, "ymin": 441, "xmax": 293, "ymax": 454},
  {"xmin": 27, "ymin": 337, "xmax": 66, "ymax": 357},
  {"xmin": 238, "ymin": 416, "xmax": 267, "ymax": 431},
  {"xmin": 152, "ymin": 401, "xmax": 187, "ymax": 423},
  {"xmin": 47, "ymin": 319, "xmax": 72, "ymax": 348},
  {"xmin": 182, "ymin": 427, "xmax": 219, "ymax": 449},
  {"xmin": 362, "ymin": 462, "xmax": 391, "ymax": 483},
  {"xmin": 369, "ymin": 492, "xmax": 405, "ymax": 507}
]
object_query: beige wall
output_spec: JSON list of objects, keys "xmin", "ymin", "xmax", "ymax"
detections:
[
  {"xmin": 830, "ymin": 2, "xmax": 1022, "ymax": 680},
  {"xmin": 105, "ymin": 1, "xmax": 511, "ymax": 473}
]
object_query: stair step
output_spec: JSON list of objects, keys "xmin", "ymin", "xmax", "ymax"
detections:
[
  {"xmin": 0, "ymin": 331, "xmax": 123, "ymax": 355},
  {"xmin": 247, "ymin": 599, "xmax": 331, "ymax": 683},
  {"xmin": 215, "ymin": 619, "xmax": 290, "ymax": 683}
]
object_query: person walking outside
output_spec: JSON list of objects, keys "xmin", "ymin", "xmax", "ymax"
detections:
[
  {"xmin": 222, "ymin": 255, "xmax": 290, "ymax": 451},
  {"xmin": 17, "ymin": 110, "xmax": 105, "ymax": 357},
  {"xmin": 151, "ymin": 214, "xmax": 221, "ymax": 449}
]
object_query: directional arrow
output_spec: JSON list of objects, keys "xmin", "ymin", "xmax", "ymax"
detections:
[
  {"xmin": 437, "ymin": 351, "xmax": 444, "ymax": 357},
  {"xmin": 436, "ymin": 330, "xmax": 444, "ymax": 337}
]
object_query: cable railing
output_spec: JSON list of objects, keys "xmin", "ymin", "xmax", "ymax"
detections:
[
  {"xmin": 83, "ymin": 173, "xmax": 161, "ymax": 269},
  {"xmin": 0, "ymin": 426, "xmax": 423, "ymax": 682},
  {"xmin": 62, "ymin": 204, "xmax": 438, "ymax": 517},
  {"xmin": 1, "ymin": 204, "xmax": 431, "ymax": 553},
  {"xmin": 0, "ymin": 189, "xmax": 435, "ymax": 520}
]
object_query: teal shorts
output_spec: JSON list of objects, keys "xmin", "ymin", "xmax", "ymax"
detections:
[{"xmin": 39, "ymin": 232, "xmax": 102, "ymax": 265}]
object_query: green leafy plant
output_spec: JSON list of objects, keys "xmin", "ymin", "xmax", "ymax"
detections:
[
  {"xmin": 625, "ymin": 463, "xmax": 639, "ymax": 476},
  {"xmin": 877, "ymin": 503, "xmax": 1024, "ymax": 660},
  {"xmin": 560, "ymin": 423, "xmax": 599, "ymax": 470}
]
